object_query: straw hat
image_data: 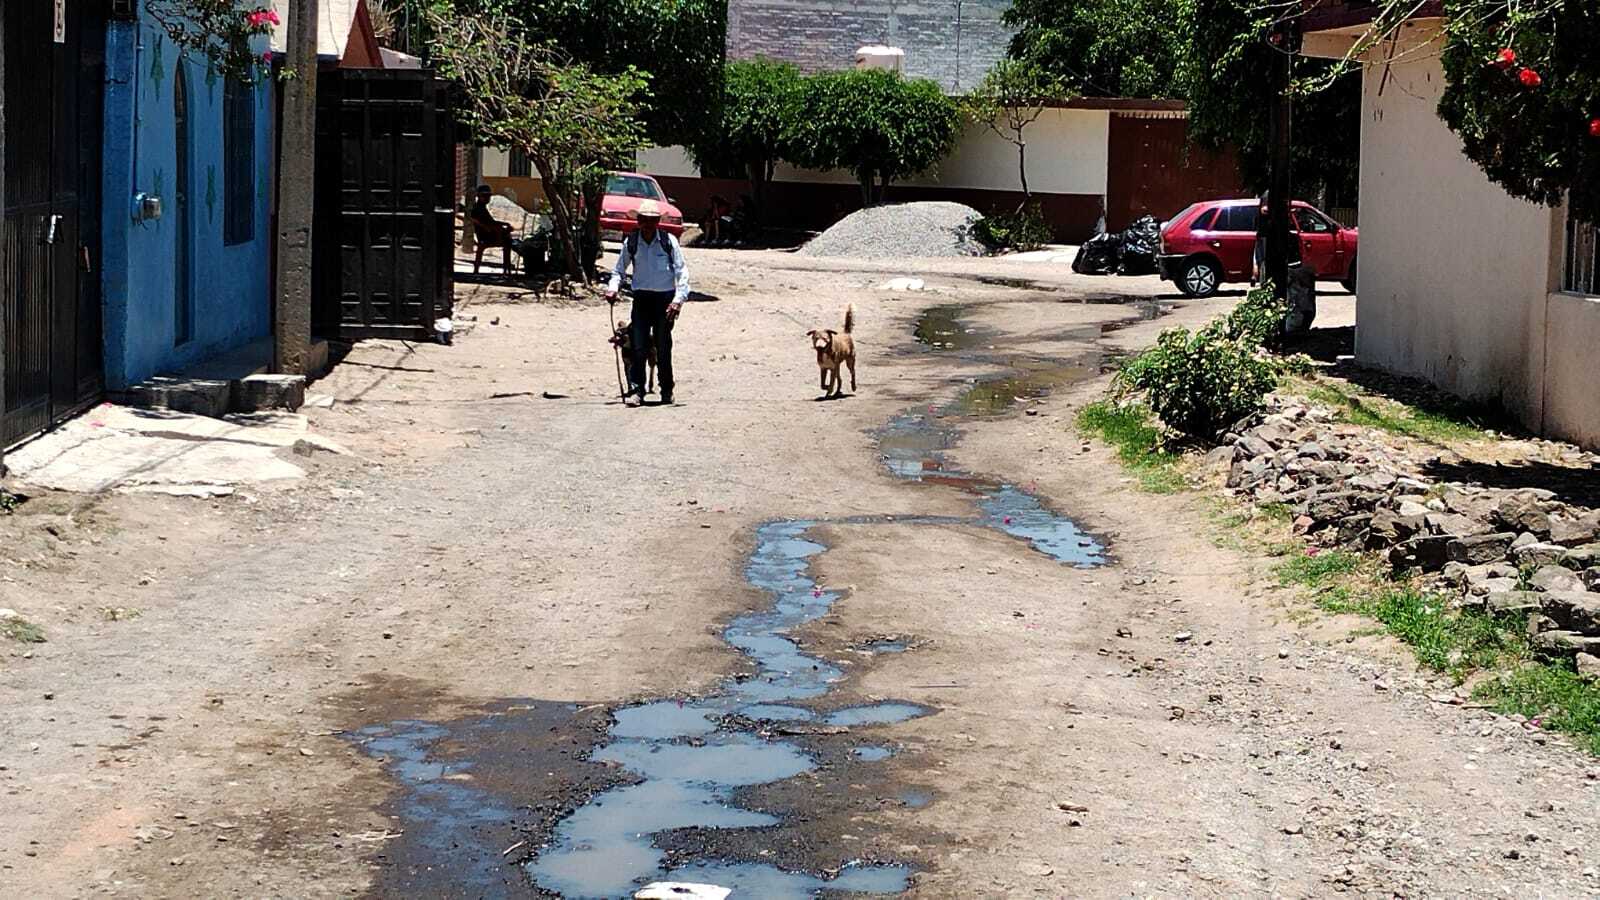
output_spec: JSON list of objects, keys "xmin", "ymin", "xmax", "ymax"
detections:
[{"xmin": 636, "ymin": 199, "xmax": 663, "ymax": 219}]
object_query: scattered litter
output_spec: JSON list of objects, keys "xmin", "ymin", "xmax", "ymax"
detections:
[
  {"xmin": 877, "ymin": 277, "xmax": 927, "ymax": 292},
  {"xmin": 502, "ymin": 839, "xmax": 527, "ymax": 857},
  {"xmin": 634, "ymin": 883, "xmax": 733, "ymax": 900}
]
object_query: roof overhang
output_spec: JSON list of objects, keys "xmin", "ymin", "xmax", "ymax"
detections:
[{"xmin": 1301, "ymin": 2, "xmax": 1446, "ymax": 61}]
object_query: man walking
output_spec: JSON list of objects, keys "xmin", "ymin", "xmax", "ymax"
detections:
[{"xmin": 606, "ymin": 199, "xmax": 689, "ymax": 406}]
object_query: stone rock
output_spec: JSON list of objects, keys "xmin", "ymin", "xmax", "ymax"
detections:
[
  {"xmin": 1368, "ymin": 508, "xmax": 1424, "ymax": 547},
  {"xmin": 1563, "ymin": 544, "xmax": 1600, "ymax": 569},
  {"xmin": 1426, "ymin": 512, "xmax": 1489, "ymax": 537},
  {"xmin": 1238, "ymin": 435, "xmax": 1275, "ymax": 459},
  {"xmin": 1472, "ymin": 577, "xmax": 1522, "ymax": 597},
  {"xmin": 1297, "ymin": 442, "xmax": 1328, "ymax": 460},
  {"xmin": 1492, "ymin": 494, "xmax": 1555, "ymax": 537},
  {"xmin": 1204, "ymin": 446, "xmax": 1237, "ymax": 470},
  {"xmin": 1513, "ymin": 542, "xmax": 1574, "ymax": 569},
  {"xmin": 1531, "ymin": 566, "xmax": 1587, "ymax": 594},
  {"xmin": 125, "ymin": 377, "xmax": 231, "ymax": 419},
  {"xmin": 1512, "ymin": 532, "xmax": 1540, "ymax": 550},
  {"xmin": 1531, "ymin": 630, "xmax": 1600, "ymax": 655},
  {"xmin": 1576, "ymin": 653, "xmax": 1600, "ymax": 682},
  {"xmin": 291, "ymin": 435, "xmax": 349, "ymax": 457},
  {"xmin": 1441, "ymin": 488, "xmax": 1497, "ymax": 521},
  {"xmin": 1538, "ymin": 591, "xmax": 1600, "ymax": 633},
  {"xmin": 1397, "ymin": 500, "xmax": 1430, "ymax": 518},
  {"xmin": 1389, "ymin": 536, "xmax": 1452, "ymax": 572},
  {"xmin": 1549, "ymin": 511, "xmax": 1600, "ymax": 547},
  {"xmin": 1584, "ymin": 568, "xmax": 1600, "ymax": 592},
  {"xmin": 1446, "ymin": 532, "xmax": 1517, "ymax": 565},
  {"xmin": 1306, "ymin": 491, "xmax": 1381, "ymax": 526},
  {"xmin": 1485, "ymin": 591, "xmax": 1544, "ymax": 614},
  {"xmin": 1348, "ymin": 471, "xmax": 1398, "ymax": 492},
  {"xmin": 236, "ymin": 374, "xmax": 307, "ymax": 413}
]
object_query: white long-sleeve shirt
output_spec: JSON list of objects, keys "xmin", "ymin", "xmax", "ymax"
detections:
[{"xmin": 608, "ymin": 231, "xmax": 689, "ymax": 303}]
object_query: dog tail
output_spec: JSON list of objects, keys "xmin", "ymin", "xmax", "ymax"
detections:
[{"xmin": 843, "ymin": 304, "xmax": 855, "ymax": 334}]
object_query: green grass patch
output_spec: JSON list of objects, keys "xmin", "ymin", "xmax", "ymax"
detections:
[
  {"xmin": 1300, "ymin": 382, "xmax": 1487, "ymax": 445},
  {"xmin": 1275, "ymin": 549, "xmax": 1363, "ymax": 589},
  {"xmin": 1, "ymin": 616, "xmax": 46, "ymax": 644},
  {"xmin": 1076, "ymin": 401, "xmax": 1185, "ymax": 494},
  {"xmin": 0, "ymin": 490, "xmax": 20, "ymax": 514},
  {"xmin": 1476, "ymin": 663, "xmax": 1600, "ymax": 755},
  {"xmin": 1367, "ymin": 588, "xmax": 1523, "ymax": 675}
]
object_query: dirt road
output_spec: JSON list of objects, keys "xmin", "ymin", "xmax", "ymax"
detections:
[{"xmin": 3, "ymin": 248, "xmax": 1597, "ymax": 898}]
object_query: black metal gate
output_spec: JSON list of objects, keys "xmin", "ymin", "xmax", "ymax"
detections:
[
  {"xmin": 312, "ymin": 68, "xmax": 455, "ymax": 342},
  {"xmin": 2, "ymin": 1, "xmax": 106, "ymax": 446}
]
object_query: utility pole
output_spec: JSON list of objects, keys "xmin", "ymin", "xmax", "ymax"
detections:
[
  {"xmin": 273, "ymin": 0, "xmax": 318, "ymax": 375},
  {"xmin": 1263, "ymin": 16, "xmax": 1299, "ymax": 302},
  {"xmin": 1, "ymin": 7, "xmax": 9, "ymax": 477}
]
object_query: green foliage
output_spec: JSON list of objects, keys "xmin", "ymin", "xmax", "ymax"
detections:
[
  {"xmin": 1435, "ymin": 0, "xmax": 1600, "ymax": 223},
  {"xmin": 1276, "ymin": 548, "xmax": 1363, "ymax": 589},
  {"xmin": 1, "ymin": 615, "xmax": 46, "ymax": 644},
  {"xmin": 0, "ymin": 491, "xmax": 20, "ymax": 514},
  {"xmin": 973, "ymin": 204, "xmax": 1052, "ymax": 253},
  {"xmin": 787, "ymin": 69, "xmax": 961, "ymax": 202},
  {"xmin": 1116, "ymin": 330, "xmax": 1278, "ymax": 442},
  {"xmin": 965, "ymin": 59, "xmax": 1070, "ymax": 198},
  {"xmin": 1217, "ymin": 284, "xmax": 1288, "ymax": 346},
  {"xmin": 145, "ymin": 0, "xmax": 278, "ymax": 83},
  {"xmin": 1178, "ymin": 0, "xmax": 1361, "ymax": 204},
  {"xmin": 1002, "ymin": 0, "xmax": 1188, "ymax": 98},
  {"xmin": 685, "ymin": 59, "xmax": 805, "ymax": 223},
  {"xmin": 1076, "ymin": 402, "xmax": 1186, "ymax": 493},
  {"xmin": 504, "ymin": 0, "xmax": 726, "ymax": 148},
  {"xmin": 1300, "ymin": 382, "xmax": 1490, "ymax": 445},
  {"xmin": 1478, "ymin": 662, "xmax": 1600, "ymax": 755},
  {"xmin": 428, "ymin": 10, "xmax": 647, "ymax": 280}
]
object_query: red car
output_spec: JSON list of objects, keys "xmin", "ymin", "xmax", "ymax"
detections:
[
  {"xmin": 599, "ymin": 172, "xmax": 685, "ymax": 237},
  {"xmin": 1157, "ymin": 199, "xmax": 1358, "ymax": 298}
]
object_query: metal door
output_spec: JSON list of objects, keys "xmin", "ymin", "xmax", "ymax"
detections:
[
  {"xmin": 1105, "ymin": 112, "xmax": 1244, "ymax": 234},
  {"xmin": 312, "ymin": 69, "xmax": 455, "ymax": 341},
  {"xmin": 2, "ymin": 0, "xmax": 106, "ymax": 447}
]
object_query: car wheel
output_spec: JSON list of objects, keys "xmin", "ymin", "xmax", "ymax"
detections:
[
  {"xmin": 1179, "ymin": 258, "xmax": 1222, "ymax": 298},
  {"xmin": 1341, "ymin": 258, "xmax": 1357, "ymax": 294}
]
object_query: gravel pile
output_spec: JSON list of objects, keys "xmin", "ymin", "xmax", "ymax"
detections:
[{"xmin": 800, "ymin": 202, "xmax": 986, "ymax": 259}]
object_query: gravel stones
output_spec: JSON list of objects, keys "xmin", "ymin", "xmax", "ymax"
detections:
[{"xmin": 800, "ymin": 202, "xmax": 986, "ymax": 260}]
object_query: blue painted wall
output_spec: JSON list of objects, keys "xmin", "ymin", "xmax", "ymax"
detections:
[{"xmin": 101, "ymin": 19, "xmax": 274, "ymax": 389}]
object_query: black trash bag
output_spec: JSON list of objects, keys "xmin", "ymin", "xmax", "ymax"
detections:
[
  {"xmin": 1117, "ymin": 214, "xmax": 1161, "ymax": 276},
  {"xmin": 1072, "ymin": 231, "xmax": 1121, "ymax": 275}
]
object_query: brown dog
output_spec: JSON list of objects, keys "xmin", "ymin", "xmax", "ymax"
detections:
[
  {"xmin": 610, "ymin": 321, "xmax": 658, "ymax": 395},
  {"xmin": 807, "ymin": 305, "xmax": 856, "ymax": 399}
]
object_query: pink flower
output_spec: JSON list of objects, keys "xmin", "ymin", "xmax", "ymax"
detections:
[
  {"xmin": 1003, "ymin": 516, "xmax": 1012, "ymax": 524},
  {"xmin": 1306, "ymin": 547, "xmax": 1321, "ymax": 557},
  {"xmin": 261, "ymin": 50, "xmax": 273, "ymax": 63},
  {"xmin": 267, "ymin": 9, "xmax": 280, "ymax": 24}
]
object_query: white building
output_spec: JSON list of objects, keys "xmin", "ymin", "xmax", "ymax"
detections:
[{"xmin": 1305, "ymin": 8, "xmax": 1600, "ymax": 447}]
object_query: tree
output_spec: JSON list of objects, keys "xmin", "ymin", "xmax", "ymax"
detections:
[
  {"xmin": 787, "ymin": 69, "xmax": 961, "ymax": 204},
  {"xmin": 964, "ymin": 59, "xmax": 1070, "ymax": 203},
  {"xmin": 429, "ymin": 10, "xmax": 648, "ymax": 282},
  {"xmin": 1003, "ymin": 0, "xmax": 1189, "ymax": 98},
  {"xmin": 685, "ymin": 59, "xmax": 804, "ymax": 228},
  {"xmin": 1178, "ymin": 0, "xmax": 1361, "ymax": 208},
  {"xmin": 1308, "ymin": 0, "xmax": 1600, "ymax": 223}
]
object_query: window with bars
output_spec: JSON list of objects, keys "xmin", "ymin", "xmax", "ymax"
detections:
[
  {"xmin": 508, "ymin": 148, "xmax": 532, "ymax": 178},
  {"xmin": 223, "ymin": 78, "xmax": 255, "ymax": 246},
  {"xmin": 1565, "ymin": 212, "xmax": 1599, "ymax": 296}
]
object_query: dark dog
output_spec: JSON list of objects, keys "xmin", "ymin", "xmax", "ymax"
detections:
[
  {"xmin": 610, "ymin": 321, "xmax": 658, "ymax": 395},
  {"xmin": 807, "ymin": 305, "xmax": 856, "ymax": 399}
]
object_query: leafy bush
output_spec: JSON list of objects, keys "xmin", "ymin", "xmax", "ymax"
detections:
[
  {"xmin": 1116, "ymin": 326, "xmax": 1278, "ymax": 441},
  {"xmin": 1113, "ymin": 284, "xmax": 1289, "ymax": 441},
  {"xmin": 973, "ymin": 204, "xmax": 1052, "ymax": 253}
]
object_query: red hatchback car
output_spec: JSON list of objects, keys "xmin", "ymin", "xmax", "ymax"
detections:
[
  {"xmin": 1157, "ymin": 199, "xmax": 1358, "ymax": 298},
  {"xmin": 598, "ymin": 172, "xmax": 686, "ymax": 238}
]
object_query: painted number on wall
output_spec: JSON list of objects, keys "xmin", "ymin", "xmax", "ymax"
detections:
[{"xmin": 54, "ymin": 0, "xmax": 68, "ymax": 43}]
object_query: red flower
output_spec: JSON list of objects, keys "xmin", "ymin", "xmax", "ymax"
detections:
[
  {"xmin": 1518, "ymin": 68, "xmax": 1542, "ymax": 88},
  {"xmin": 1590, "ymin": 118, "xmax": 1600, "ymax": 138},
  {"xmin": 267, "ymin": 9, "xmax": 281, "ymax": 24},
  {"xmin": 1493, "ymin": 48, "xmax": 1516, "ymax": 70}
]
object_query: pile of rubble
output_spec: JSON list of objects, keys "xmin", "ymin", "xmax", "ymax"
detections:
[{"xmin": 1220, "ymin": 400, "xmax": 1600, "ymax": 673}]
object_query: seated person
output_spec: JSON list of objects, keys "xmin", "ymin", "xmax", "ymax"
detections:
[
  {"xmin": 703, "ymin": 194, "xmax": 732, "ymax": 245},
  {"xmin": 469, "ymin": 185, "xmax": 515, "ymax": 273}
]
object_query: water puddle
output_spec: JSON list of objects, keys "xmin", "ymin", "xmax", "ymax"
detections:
[
  {"xmin": 913, "ymin": 304, "xmax": 989, "ymax": 351},
  {"xmin": 359, "ymin": 302, "xmax": 1107, "ymax": 897}
]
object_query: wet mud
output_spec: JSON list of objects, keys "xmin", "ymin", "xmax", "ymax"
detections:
[{"xmin": 350, "ymin": 302, "xmax": 1110, "ymax": 897}]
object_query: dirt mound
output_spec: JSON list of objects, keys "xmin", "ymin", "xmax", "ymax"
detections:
[{"xmin": 800, "ymin": 201, "xmax": 986, "ymax": 259}]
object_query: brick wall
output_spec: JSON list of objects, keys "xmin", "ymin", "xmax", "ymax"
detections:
[{"xmin": 727, "ymin": 0, "xmax": 1013, "ymax": 92}]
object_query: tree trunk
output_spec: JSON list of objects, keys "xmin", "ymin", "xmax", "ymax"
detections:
[
  {"xmin": 581, "ymin": 180, "xmax": 604, "ymax": 282},
  {"xmin": 1016, "ymin": 138, "xmax": 1030, "ymax": 213},
  {"xmin": 878, "ymin": 172, "xmax": 890, "ymax": 204},
  {"xmin": 747, "ymin": 159, "xmax": 766, "ymax": 232},
  {"xmin": 533, "ymin": 157, "xmax": 584, "ymax": 283}
]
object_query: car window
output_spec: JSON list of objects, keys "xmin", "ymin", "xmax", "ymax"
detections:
[
  {"xmin": 1294, "ymin": 208, "xmax": 1334, "ymax": 234},
  {"xmin": 1193, "ymin": 208, "xmax": 1219, "ymax": 230},
  {"xmin": 604, "ymin": 175, "xmax": 664, "ymax": 200},
  {"xmin": 1216, "ymin": 205, "xmax": 1258, "ymax": 232}
]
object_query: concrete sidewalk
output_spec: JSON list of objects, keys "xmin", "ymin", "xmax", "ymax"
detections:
[{"xmin": 5, "ymin": 404, "xmax": 347, "ymax": 497}]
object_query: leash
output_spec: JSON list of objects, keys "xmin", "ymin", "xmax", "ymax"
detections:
[{"xmin": 607, "ymin": 298, "xmax": 628, "ymax": 401}]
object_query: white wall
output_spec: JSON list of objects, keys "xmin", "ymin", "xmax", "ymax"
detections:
[
  {"xmin": 1354, "ymin": 40, "xmax": 1554, "ymax": 424},
  {"xmin": 1350, "ymin": 22, "xmax": 1600, "ymax": 446},
  {"xmin": 636, "ymin": 108, "xmax": 1111, "ymax": 195}
]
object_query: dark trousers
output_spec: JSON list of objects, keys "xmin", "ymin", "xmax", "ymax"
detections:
[{"xmin": 628, "ymin": 290, "xmax": 674, "ymax": 395}]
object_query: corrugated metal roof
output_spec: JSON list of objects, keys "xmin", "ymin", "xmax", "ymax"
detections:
[{"xmin": 268, "ymin": 0, "xmax": 360, "ymax": 59}]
